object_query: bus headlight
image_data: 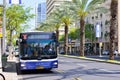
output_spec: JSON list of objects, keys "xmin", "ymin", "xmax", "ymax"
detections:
[
  {"xmin": 53, "ymin": 62, "xmax": 58, "ymax": 65},
  {"xmin": 21, "ymin": 63, "xmax": 26, "ymax": 67}
]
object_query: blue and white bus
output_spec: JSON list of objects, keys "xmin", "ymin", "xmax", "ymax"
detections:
[{"xmin": 16, "ymin": 31, "xmax": 58, "ymax": 74}]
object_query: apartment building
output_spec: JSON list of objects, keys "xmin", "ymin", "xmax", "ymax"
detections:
[
  {"xmin": 46, "ymin": 0, "xmax": 71, "ymax": 16},
  {"xmin": 36, "ymin": 1, "xmax": 46, "ymax": 27},
  {"xmin": 86, "ymin": 0, "xmax": 118, "ymax": 50}
]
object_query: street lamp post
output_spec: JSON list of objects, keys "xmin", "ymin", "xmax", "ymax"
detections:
[{"xmin": 0, "ymin": 0, "xmax": 6, "ymax": 71}]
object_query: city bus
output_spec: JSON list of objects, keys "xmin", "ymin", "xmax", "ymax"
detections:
[{"xmin": 16, "ymin": 31, "xmax": 58, "ymax": 74}]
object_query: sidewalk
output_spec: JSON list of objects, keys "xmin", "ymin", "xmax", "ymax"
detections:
[
  {"xmin": 1, "ymin": 71, "xmax": 18, "ymax": 80},
  {"xmin": 1, "ymin": 56, "xmax": 18, "ymax": 80}
]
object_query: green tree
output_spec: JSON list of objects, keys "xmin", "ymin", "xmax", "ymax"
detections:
[
  {"xmin": 36, "ymin": 17, "xmax": 61, "ymax": 42},
  {"xmin": 70, "ymin": 0, "xmax": 105, "ymax": 56},
  {"xmin": 85, "ymin": 23, "xmax": 95, "ymax": 42},
  {"xmin": 0, "ymin": 7, "xmax": 2, "ymax": 27},
  {"xmin": 58, "ymin": 3, "xmax": 74, "ymax": 55},
  {"xmin": 6, "ymin": 5, "xmax": 34, "ymax": 46},
  {"xmin": 109, "ymin": 0, "xmax": 118, "ymax": 60},
  {"xmin": 47, "ymin": 9, "xmax": 62, "ymax": 41},
  {"xmin": 36, "ymin": 20, "xmax": 54, "ymax": 31},
  {"xmin": 68, "ymin": 28, "xmax": 79, "ymax": 40},
  {"xmin": 0, "ymin": 7, "xmax": 2, "ymax": 16}
]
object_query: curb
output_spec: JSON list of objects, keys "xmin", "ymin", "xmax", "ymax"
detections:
[{"xmin": 59, "ymin": 54, "xmax": 120, "ymax": 65}]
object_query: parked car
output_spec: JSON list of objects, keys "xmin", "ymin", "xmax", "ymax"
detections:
[
  {"xmin": 102, "ymin": 50, "xmax": 109, "ymax": 55},
  {"xmin": 114, "ymin": 50, "xmax": 119, "ymax": 56},
  {"xmin": 102, "ymin": 50, "xmax": 119, "ymax": 55}
]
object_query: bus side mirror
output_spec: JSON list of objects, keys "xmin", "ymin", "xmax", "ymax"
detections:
[{"xmin": 16, "ymin": 40, "xmax": 19, "ymax": 45}]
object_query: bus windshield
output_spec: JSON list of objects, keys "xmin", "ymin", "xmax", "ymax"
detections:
[{"xmin": 20, "ymin": 39, "xmax": 57, "ymax": 60}]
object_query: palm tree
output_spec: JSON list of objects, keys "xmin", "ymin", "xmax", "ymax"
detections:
[
  {"xmin": 109, "ymin": 0, "xmax": 118, "ymax": 60},
  {"xmin": 58, "ymin": 3, "xmax": 74, "ymax": 55},
  {"xmin": 36, "ymin": 21, "xmax": 50, "ymax": 31},
  {"xmin": 70, "ymin": 0, "xmax": 105, "ymax": 56},
  {"xmin": 36, "ymin": 9, "xmax": 62, "ymax": 41},
  {"xmin": 48, "ymin": 9, "xmax": 62, "ymax": 41}
]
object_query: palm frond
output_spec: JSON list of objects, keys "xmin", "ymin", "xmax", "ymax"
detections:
[{"xmin": 86, "ymin": 0, "xmax": 104, "ymax": 11}]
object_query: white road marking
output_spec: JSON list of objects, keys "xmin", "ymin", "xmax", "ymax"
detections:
[
  {"xmin": 99, "ymin": 68, "xmax": 119, "ymax": 73},
  {"xmin": 74, "ymin": 78, "xmax": 82, "ymax": 80},
  {"xmin": 59, "ymin": 60, "xmax": 64, "ymax": 62},
  {"xmin": 76, "ymin": 64, "xmax": 86, "ymax": 67}
]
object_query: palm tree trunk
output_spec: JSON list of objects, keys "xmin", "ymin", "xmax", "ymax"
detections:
[
  {"xmin": 56, "ymin": 28, "xmax": 59, "ymax": 55},
  {"xmin": 56, "ymin": 28, "xmax": 59, "ymax": 41},
  {"xmin": 64, "ymin": 24, "xmax": 68, "ymax": 55},
  {"xmin": 80, "ymin": 18, "xmax": 85, "ymax": 56},
  {"xmin": 109, "ymin": 0, "xmax": 117, "ymax": 60}
]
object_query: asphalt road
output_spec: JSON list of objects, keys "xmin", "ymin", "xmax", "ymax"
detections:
[{"xmin": 16, "ymin": 56, "xmax": 120, "ymax": 80}]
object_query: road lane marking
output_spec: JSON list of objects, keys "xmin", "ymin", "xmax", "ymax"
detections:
[
  {"xmin": 60, "ymin": 60, "xmax": 71, "ymax": 63},
  {"xmin": 99, "ymin": 68, "xmax": 119, "ymax": 73},
  {"xmin": 76, "ymin": 64, "xmax": 86, "ymax": 67},
  {"xmin": 56, "ymin": 70, "xmax": 65, "ymax": 73},
  {"xmin": 59, "ymin": 60, "xmax": 64, "ymax": 62},
  {"xmin": 74, "ymin": 78, "xmax": 82, "ymax": 80}
]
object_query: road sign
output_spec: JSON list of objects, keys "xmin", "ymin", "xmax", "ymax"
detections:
[
  {"xmin": 96, "ymin": 24, "xmax": 101, "ymax": 38},
  {"xmin": 9, "ymin": 0, "xmax": 22, "ymax": 4}
]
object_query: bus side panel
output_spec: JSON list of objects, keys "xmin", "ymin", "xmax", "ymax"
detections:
[{"xmin": 20, "ymin": 60, "xmax": 58, "ymax": 70}]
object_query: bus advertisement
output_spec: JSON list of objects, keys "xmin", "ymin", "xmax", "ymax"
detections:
[{"xmin": 16, "ymin": 31, "xmax": 58, "ymax": 74}]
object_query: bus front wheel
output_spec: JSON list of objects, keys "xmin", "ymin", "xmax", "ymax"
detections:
[{"xmin": 45, "ymin": 68, "xmax": 52, "ymax": 71}]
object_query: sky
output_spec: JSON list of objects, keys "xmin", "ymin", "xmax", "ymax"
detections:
[{"xmin": 0, "ymin": 0, "xmax": 46, "ymax": 31}]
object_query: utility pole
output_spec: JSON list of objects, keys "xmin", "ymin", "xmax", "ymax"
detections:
[{"xmin": 2, "ymin": 0, "xmax": 6, "ymax": 55}]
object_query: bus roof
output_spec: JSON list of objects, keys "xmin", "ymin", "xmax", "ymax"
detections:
[{"xmin": 20, "ymin": 31, "xmax": 55, "ymax": 34}]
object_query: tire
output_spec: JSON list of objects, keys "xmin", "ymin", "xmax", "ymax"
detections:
[
  {"xmin": 45, "ymin": 68, "xmax": 52, "ymax": 71},
  {"xmin": 0, "ymin": 73, "xmax": 5, "ymax": 80},
  {"xmin": 16, "ymin": 63, "xmax": 21, "ymax": 75}
]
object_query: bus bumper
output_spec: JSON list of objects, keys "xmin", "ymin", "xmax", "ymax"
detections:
[{"xmin": 20, "ymin": 60, "xmax": 58, "ymax": 70}]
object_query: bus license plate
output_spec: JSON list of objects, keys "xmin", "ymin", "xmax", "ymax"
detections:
[{"xmin": 36, "ymin": 66, "xmax": 44, "ymax": 69}]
